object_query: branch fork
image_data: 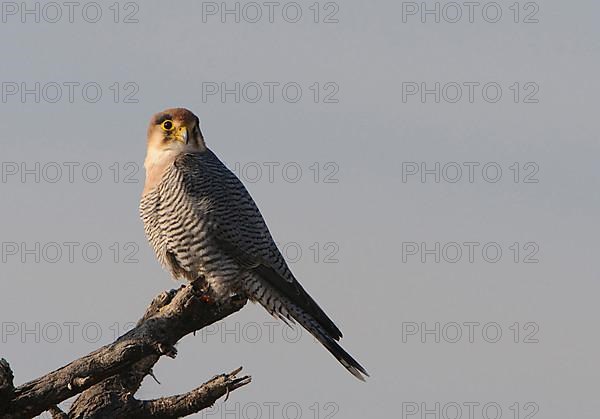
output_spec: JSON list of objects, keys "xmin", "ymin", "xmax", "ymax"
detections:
[{"xmin": 0, "ymin": 279, "xmax": 250, "ymax": 418}]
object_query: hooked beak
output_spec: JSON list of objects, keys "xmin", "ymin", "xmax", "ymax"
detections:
[{"xmin": 175, "ymin": 126, "xmax": 188, "ymax": 144}]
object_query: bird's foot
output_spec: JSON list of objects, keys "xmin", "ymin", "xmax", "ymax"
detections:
[
  {"xmin": 190, "ymin": 275, "xmax": 209, "ymax": 292},
  {"xmin": 199, "ymin": 294, "xmax": 214, "ymax": 304}
]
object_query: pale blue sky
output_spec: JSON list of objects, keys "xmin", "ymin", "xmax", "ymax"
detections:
[{"xmin": 1, "ymin": 1, "xmax": 599, "ymax": 417}]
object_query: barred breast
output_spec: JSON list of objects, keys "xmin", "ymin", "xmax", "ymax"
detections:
[
  {"xmin": 140, "ymin": 148, "xmax": 368, "ymax": 379},
  {"xmin": 140, "ymin": 150, "xmax": 291, "ymax": 297}
]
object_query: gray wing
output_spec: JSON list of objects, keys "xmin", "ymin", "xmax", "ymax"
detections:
[{"xmin": 172, "ymin": 151, "xmax": 343, "ymax": 339}]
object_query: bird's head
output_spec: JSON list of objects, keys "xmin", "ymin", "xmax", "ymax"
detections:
[
  {"xmin": 143, "ymin": 108, "xmax": 207, "ymax": 194},
  {"xmin": 146, "ymin": 108, "xmax": 206, "ymax": 155}
]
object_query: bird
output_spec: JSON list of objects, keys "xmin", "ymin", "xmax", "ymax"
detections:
[{"xmin": 140, "ymin": 108, "xmax": 368, "ymax": 381}]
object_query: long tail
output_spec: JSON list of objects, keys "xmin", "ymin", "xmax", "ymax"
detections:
[
  {"xmin": 247, "ymin": 272, "xmax": 369, "ymax": 381},
  {"xmin": 291, "ymin": 303, "xmax": 370, "ymax": 381}
]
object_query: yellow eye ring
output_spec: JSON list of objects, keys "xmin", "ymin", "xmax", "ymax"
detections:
[{"xmin": 161, "ymin": 120, "xmax": 174, "ymax": 131}]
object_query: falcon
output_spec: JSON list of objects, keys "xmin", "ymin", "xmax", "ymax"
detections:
[{"xmin": 140, "ymin": 108, "xmax": 368, "ymax": 380}]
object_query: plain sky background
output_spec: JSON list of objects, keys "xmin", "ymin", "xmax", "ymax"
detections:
[{"xmin": 1, "ymin": 1, "xmax": 599, "ymax": 417}]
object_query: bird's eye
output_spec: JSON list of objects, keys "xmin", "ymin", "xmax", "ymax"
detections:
[{"xmin": 161, "ymin": 120, "xmax": 174, "ymax": 131}]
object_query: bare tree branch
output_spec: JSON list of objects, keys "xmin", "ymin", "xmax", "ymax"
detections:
[
  {"xmin": 70, "ymin": 367, "xmax": 251, "ymax": 419},
  {"xmin": 48, "ymin": 406, "xmax": 68, "ymax": 419},
  {"xmin": 0, "ymin": 358, "xmax": 15, "ymax": 407},
  {"xmin": 1, "ymin": 278, "xmax": 249, "ymax": 418},
  {"xmin": 136, "ymin": 367, "xmax": 251, "ymax": 419}
]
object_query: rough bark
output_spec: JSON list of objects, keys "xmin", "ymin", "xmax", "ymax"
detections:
[
  {"xmin": 0, "ymin": 278, "xmax": 250, "ymax": 418},
  {"xmin": 0, "ymin": 359, "xmax": 15, "ymax": 407}
]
